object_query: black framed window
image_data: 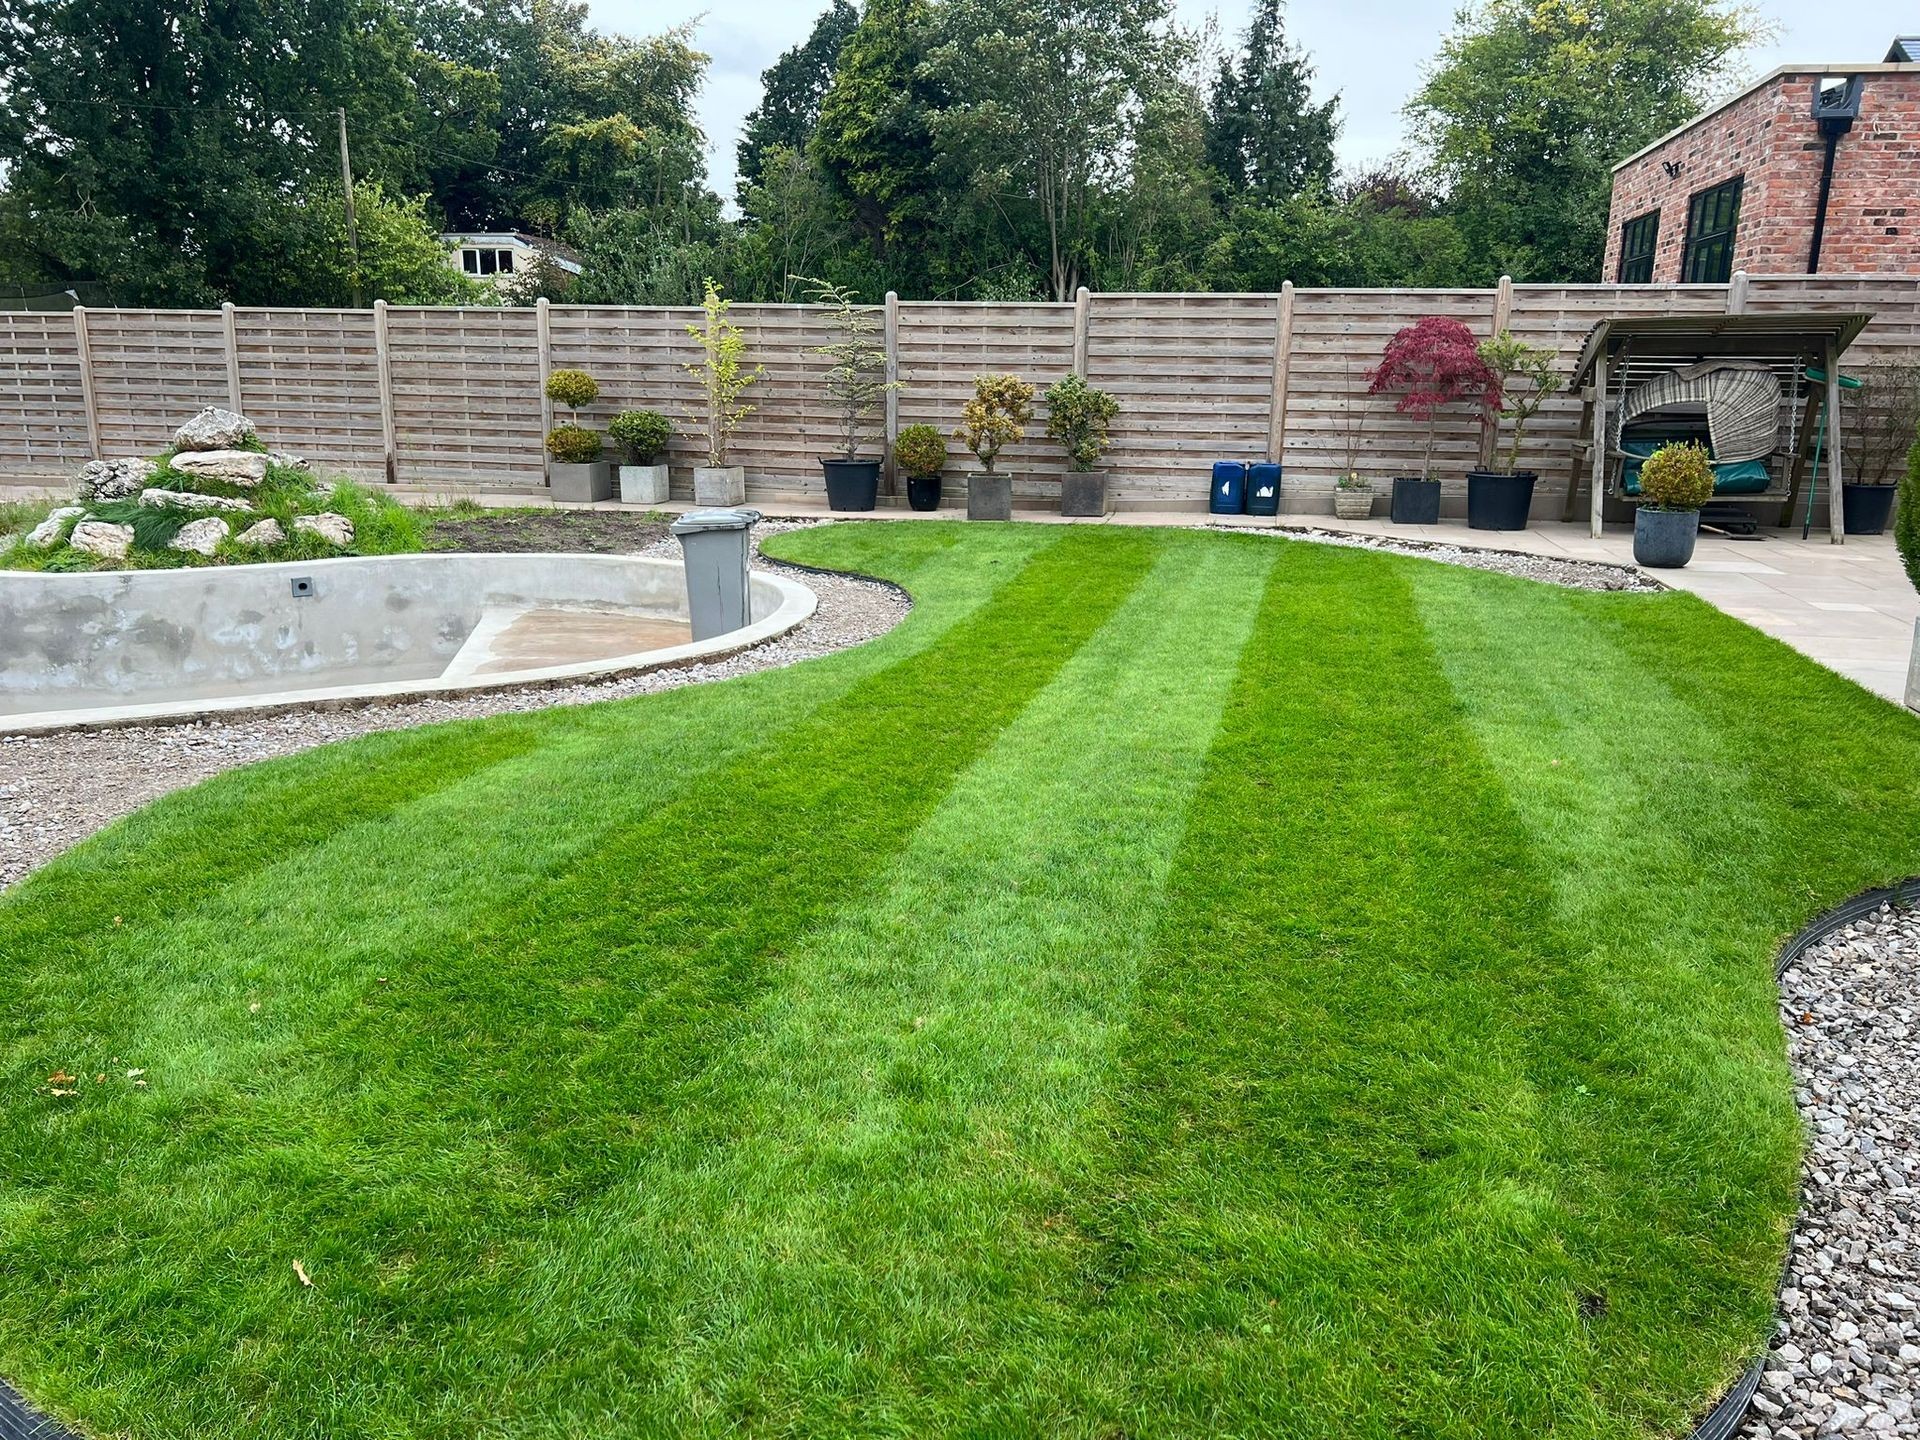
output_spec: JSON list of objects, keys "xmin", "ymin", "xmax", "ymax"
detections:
[
  {"xmin": 1618, "ymin": 211, "xmax": 1659, "ymax": 283},
  {"xmin": 1682, "ymin": 177, "xmax": 1743, "ymax": 283}
]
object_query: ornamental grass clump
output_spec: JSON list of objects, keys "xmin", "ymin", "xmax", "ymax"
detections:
[
  {"xmin": 1043, "ymin": 374, "xmax": 1120, "ymax": 472},
  {"xmin": 1366, "ymin": 316, "xmax": 1501, "ymax": 480},
  {"xmin": 956, "ymin": 374, "xmax": 1034, "ymax": 474},
  {"xmin": 1639, "ymin": 442, "xmax": 1715, "ymax": 511}
]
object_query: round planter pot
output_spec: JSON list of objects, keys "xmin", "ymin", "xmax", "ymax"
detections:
[
  {"xmin": 1842, "ymin": 482, "xmax": 1898, "ymax": 536},
  {"xmin": 967, "ymin": 472, "xmax": 1014, "ymax": 521},
  {"xmin": 1333, "ymin": 488, "xmax": 1373, "ymax": 521},
  {"xmin": 1633, "ymin": 505, "xmax": 1701, "ymax": 568},
  {"xmin": 1466, "ymin": 470, "xmax": 1537, "ymax": 531},
  {"xmin": 821, "ymin": 457, "xmax": 880, "ymax": 512},
  {"xmin": 1060, "ymin": 470, "xmax": 1109, "ymax": 517},
  {"xmin": 906, "ymin": 474, "xmax": 943, "ymax": 511},
  {"xmin": 1389, "ymin": 476, "xmax": 1441, "ymax": 525}
]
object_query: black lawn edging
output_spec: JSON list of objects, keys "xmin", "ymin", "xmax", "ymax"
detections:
[{"xmin": 4, "ymin": 879, "xmax": 1916, "ymax": 1440}]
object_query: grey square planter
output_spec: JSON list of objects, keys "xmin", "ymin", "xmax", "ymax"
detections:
[
  {"xmin": 968, "ymin": 472, "xmax": 1013, "ymax": 521},
  {"xmin": 694, "ymin": 465, "xmax": 746, "ymax": 506},
  {"xmin": 1060, "ymin": 470, "xmax": 1109, "ymax": 517},
  {"xmin": 550, "ymin": 460, "xmax": 612, "ymax": 504},
  {"xmin": 619, "ymin": 463, "xmax": 670, "ymax": 505}
]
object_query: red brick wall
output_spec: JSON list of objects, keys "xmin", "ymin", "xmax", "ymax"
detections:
[{"xmin": 1604, "ymin": 69, "xmax": 1920, "ymax": 281}]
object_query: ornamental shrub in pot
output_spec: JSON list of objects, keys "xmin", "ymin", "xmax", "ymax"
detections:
[
  {"xmin": 1043, "ymin": 373, "xmax": 1120, "ymax": 517},
  {"xmin": 802, "ymin": 276, "xmax": 896, "ymax": 511},
  {"xmin": 608, "ymin": 409, "xmax": 671, "ymax": 505},
  {"xmin": 955, "ymin": 373, "xmax": 1033, "ymax": 521},
  {"xmin": 894, "ymin": 423, "xmax": 947, "ymax": 511},
  {"xmin": 545, "ymin": 368, "xmax": 611, "ymax": 502},
  {"xmin": 684, "ymin": 279, "xmax": 759, "ymax": 506},
  {"xmin": 1469, "ymin": 331, "xmax": 1562, "ymax": 531},
  {"xmin": 1632, "ymin": 442, "xmax": 1715, "ymax": 569},
  {"xmin": 1367, "ymin": 316, "xmax": 1498, "ymax": 525},
  {"xmin": 1900, "ymin": 440, "xmax": 1920, "ymax": 711},
  {"xmin": 1841, "ymin": 362, "xmax": 1920, "ymax": 534}
]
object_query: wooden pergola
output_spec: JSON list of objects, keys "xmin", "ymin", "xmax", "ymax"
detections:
[{"xmin": 1565, "ymin": 310, "xmax": 1872, "ymax": 541}]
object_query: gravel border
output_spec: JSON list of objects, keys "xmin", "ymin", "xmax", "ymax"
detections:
[
  {"xmin": 1212, "ymin": 522, "xmax": 1663, "ymax": 592},
  {"xmin": 0, "ymin": 522, "xmax": 908, "ymax": 892}
]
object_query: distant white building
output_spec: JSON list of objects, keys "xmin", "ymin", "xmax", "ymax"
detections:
[{"xmin": 440, "ymin": 232, "xmax": 583, "ymax": 289}]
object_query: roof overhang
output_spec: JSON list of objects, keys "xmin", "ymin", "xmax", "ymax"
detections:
[{"xmin": 1570, "ymin": 311, "xmax": 1873, "ymax": 388}]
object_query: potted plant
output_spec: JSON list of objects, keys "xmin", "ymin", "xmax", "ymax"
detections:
[
  {"xmin": 608, "ymin": 409, "xmax": 672, "ymax": 505},
  {"xmin": 1043, "ymin": 373, "xmax": 1120, "ymax": 517},
  {"xmin": 895, "ymin": 423, "xmax": 947, "ymax": 511},
  {"xmin": 1331, "ymin": 367, "xmax": 1372, "ymax": 520},
  {"xmin": 1367, "ymin": 316, "xmax": 1499, "ymax": 525},
  {"xmin": 1334, "ymin": 473, "xmax": 1373, "ymax": 520},
  {"xmin": 1471, "ymin": 331, "xmax": 1562, "ymax": 531},
  {"xmin": 801, "ymin": 277, "xmax": 895, "ymax": 512},
  {"xmin": 1633, "ymin": 441, "xmax": 1715, "ymax": 568},
  {"xmin": 1842, "ymin": 362, "xmax": 1920, "ymax": 535},
  {"xmin": 684, "ymin": 278, "xmax": 759, "ymax": 506},
  {"xmin": 1900, "ymin": 440, "xmax": 1919, "ymax": 712},
  {"xmin": 955, "ymin": 373, "xmax": 1033, "ymax": 521},
  {"xmin": 545, "ymin": 368, "xmax": 609, "ymax": 502}
]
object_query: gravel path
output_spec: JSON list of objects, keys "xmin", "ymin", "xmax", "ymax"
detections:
[
  {"xmin": 1747, "ymin": 903, "xmax": 1920, "ymax": 1439},
  {"xmin": 0, "ymin": 522, "xmax": 909, "ymax": 892},
  {"xmin": 1216, "ymin": 522, "xmax": 1662, "ymax": 592}
]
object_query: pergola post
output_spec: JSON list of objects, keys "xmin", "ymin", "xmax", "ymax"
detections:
[
  {"xmin": 1825, "ymin": 339, "xmax": 1845, "ymax": 544},
  {"xmin": 1589, "ymin": 348, "xmax": 1608, "ymax": 539}
]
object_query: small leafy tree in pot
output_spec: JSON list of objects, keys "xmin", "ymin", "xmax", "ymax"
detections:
[
  {"xmin": 894, "ymin": 422, "xmax": 948, "ymax": 511},
  {"xmin": 1840, "ymin": 362, "xmax": 1920, "ymax": 534},
  {"xmin": 1633, "ymin": 441, "xmax": 1715, "ymax": 569},
  {"xmin": 683, "ymin": 278, "xmax": 760, "ymax": 504},
  {"xmin": 1043, "ymin": 373, "xmax": 1120, "ymax": 516},
  {"xmin": 798, "ymin": 275, "xmax": 896, "ymax": 510},
  {"xmin": 544, "ymin": 368, "xmax": 610, "ymax": 502},
  {"xmin": 1332, "ymin": 358, "xmax": 1373, "ymax": 519},
  {"xmin": 608, "ymin": 409, "xmax": 672, "ymax": 505},
  {"xmin": 1476, "ymin": 331, "xmax": 1562, "ymax": 476},
  {"xmin": 955, "ymin": 373, "xmax": 1034, "ymax": 520},
  {"xmin": 1367, "ymin": 316, "xmax": 1499, "ymax": 524}
]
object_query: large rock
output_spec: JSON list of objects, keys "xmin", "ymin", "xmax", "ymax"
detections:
[
  {"xmin": 172, "ymin": 407, "xmax": 256, "ymax": 452},
  {"xmin": 76, "ymin": 457, "xmax": 157, "ymax": 502},
  {"xmin": 234, "ymin": 518, "xmax": 286, "ymax": 548},
  {"xmin": 169, "ymin": 448, "xmax": 268, "ymax": 486},
  {"xmin": 294, "ymin": 511, "xmax": 354, "ymax": 547},
  {"xmin": 266, "ymin": 450, "xmax": 311, "ymax": 472},
  {"xmin": 138, "ymin": 487, "xmax": 252, "ymax": 514},
  {"xmin": 67, "ymin": 520, "xmax": 134, "ymax": 561},
  {"xmin": 168, "ymin": 516, "xmax": 230, "ymax": 556},
  {"xmin": 26, "ymin": 506, "xmax": 84, "ymax": 548}
]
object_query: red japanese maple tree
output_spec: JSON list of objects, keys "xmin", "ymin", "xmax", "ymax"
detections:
[{"xmin": 1366, "ymin": 316, "xmax": 1502, "ymax": 481}]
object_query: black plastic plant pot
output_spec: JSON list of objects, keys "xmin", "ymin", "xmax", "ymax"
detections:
[
  {"xmin": 906, "ymin": 474, "xmax": 942, "ymax": 511},
  {"xmin": 1466, "ymin": 470, "xmax": 1537, "ymax": 531},
  {"xmin": 1390, "ymin": 476, "xmax": 1441, "ymax": 525},
  {"xmin": 1060, "ymin": 470, "xmax": 1109, "ymax": 517},
  {"xmin": 1842, "ymin": 482, "xmax": 1898, "ymax": 535},
  {"xmin": 1633, "ymin": 506, "xmax": 1700, "ymax": 568},
  {"xmin": 822, "ymin": 458, "xmax": 880, "ymax": 512}
]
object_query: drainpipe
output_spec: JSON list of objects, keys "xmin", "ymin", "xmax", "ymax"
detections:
[{"xmin": 1808, "ymin": 75, "xmax": 1864, "ymax": 274}]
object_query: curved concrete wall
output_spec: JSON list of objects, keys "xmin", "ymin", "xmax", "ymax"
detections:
[{"xmin": 0, "ymin": 552, "xmax": 812, "ymax": 729}]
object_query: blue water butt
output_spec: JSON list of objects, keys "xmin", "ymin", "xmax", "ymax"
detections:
[
  {"xmin": 1246, "ymin": 462, "xmax": 1281, "ymax": 516},
  {"xmin": 1209, "ymin": 461, "xmax": 1247, "ymax": 515}
]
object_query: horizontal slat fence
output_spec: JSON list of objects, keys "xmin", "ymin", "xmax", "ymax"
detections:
[{"xmin": 3, "ymin": 274, "xmax": 1917, "ymax": 514}]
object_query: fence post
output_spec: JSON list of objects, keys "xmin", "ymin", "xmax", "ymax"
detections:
[
  {"xmin": 1267, "ymin": 281, "xmax": 1294, "ymax": 466},
  {"xmin": 1072, "ymin": 286, "xmax": 1091, "ymax": 377},
  {"xmin": 71, "ymin": 305, "xmax": 102, "ymax": 460},
  {"xmin": 884, "ymin": 291, "xmax": 900, "ymax": 496},
  {"xmin": 535, "ymin": 296, "xmax": 553, "ymax": 488},
  {"xmin": 1727, "ymin": 269, "xmax": 1749, "ymax": 314},
  {"xmin": 1492, "ymin": 274, "xmax": 1513, "ymax": 335},
  {"xmin": 373, "ymin": 299, "xmax": 398, "ymax": 484},
  {"xmin": 220, "ymin": 302, "xmax": 243, "ymax": 412}
]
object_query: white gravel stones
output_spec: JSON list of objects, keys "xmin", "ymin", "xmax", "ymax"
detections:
[
  {"xmin": 138, "ymin": 488, "xmax": 252, "ymax": 514},
  {"xmin": 75, "ymin": 457, "xmax": 157, "ymax": 502},
  {"xmin": 235, "ymin": 518, "xmax": 285, "ymax": 548},
  {"xmin": 66, "ymin": 520, "xmax": 134, "ymax": 561},
  {"xmin": 294, "ymin": 511, "xmax": 353, "ymax": 546},
  {"xmin": 168, "ymin": 517, "xmax": 230, "ymax": 556},
  {"xmin": 26, "ymin": 507, "xmax": 83, "ymax": 548},
  {"xmin": 168, "ymin": 448, "xmax": 268, "ymax": 486},
  {"xmin": 1219, "ymin": 523, "xmax": 1661, "ymax": 592},
  {"xmin": 171, "ymin": 407, "xmax": 256, "ymax": 452},
  {"xmin": 1744, "ymin": 904, "xmax": 1920, "ymax": 1440},
  {"xmin": 0, "ymin": 524, "xmax": 907, "ymax": 892}
]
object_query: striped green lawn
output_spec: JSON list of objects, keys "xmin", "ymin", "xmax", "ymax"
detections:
[{"xmin": 3, "ymin": 522, "xmax": 1917, "ymax": 1439}]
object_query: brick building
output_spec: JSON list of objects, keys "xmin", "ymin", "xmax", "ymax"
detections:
[{"xmin": 1603, "ymin": 47, "xmax": 1920, "ymax": 283}]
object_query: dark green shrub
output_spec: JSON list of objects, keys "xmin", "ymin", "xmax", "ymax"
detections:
[
  {"xmin": 608, "ymin": 410, "xmax": 671, "ymax": 464},
  {"xmin": 1639, "ymin": 443, "xmax": 1714, "ymax": 511},
  {"xmin": 1043, "ymin": 374, "xmax": 1120, "ymax": 473},
  {"xmin": 894, "ymin": 423, "xmax": 947, "ymax": 479},
  {"xmin": 545, "ymin": 424, "xmax": 603, "ymax": 464},
  {"xmin": 1899, "ymin": 441, "xmax": 1920, "ymax": 595}
]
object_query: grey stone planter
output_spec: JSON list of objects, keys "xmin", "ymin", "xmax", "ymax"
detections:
[
  {"xmin": 618, "ymin": 463, "xmax": 670, "ymax": 506},
  {"xmin": 694, "ymin": 465, "xmax": 746, "ymax": 506},
  {"xmin": 968, "ymin": 472, "xmax": 1014, "ymax": 521},
  {"xmin": 550, "ymin": 460, "xmax": 612, "ymax": 504},
  {"xmin": 1333, "ymin": 487, "xmax": 1373, "ymax": 520},
  {"xmin": 1633, "ymin": 505, "xmax": 1701, "ymax": 568},
  {"xmin": 1908, "ymin": 618, "xmax": 1919, "ymax": 715},
  {"xmin": 1060, "ymin": 470, "xmax": 1109, "ymax": 517}
]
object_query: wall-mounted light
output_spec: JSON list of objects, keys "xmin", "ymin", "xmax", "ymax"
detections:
[{"xmin": 1662, "ymin": 159, "xmax": 1685, "ymax": 179}]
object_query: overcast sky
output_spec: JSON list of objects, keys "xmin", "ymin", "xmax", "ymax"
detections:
[{"xmin": 594, "ymin": 0, "xmax": 1916, "ymax": 202}]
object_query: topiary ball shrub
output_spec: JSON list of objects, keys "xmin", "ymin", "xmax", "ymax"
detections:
[
  {"xmin": 894, "ymin": 423, "xmax": 947, "ymax": 479},
  {"xmin": 1639, "ymin": 442, "xmax": 1715, "ymax": 511},
  {"xmin": 545, "ymin": 424, "xmax": 604, "ymax": 464},
  {"xmin": 607, "ymin": 410, "xmax": 671, "ymax": 465},
  {"xmin": 546, "ymin": 369, "xmax": 599, "ymax": 411}
]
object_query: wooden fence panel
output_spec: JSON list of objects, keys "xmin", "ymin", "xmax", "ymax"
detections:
[
  {"xmin": 386, "ymin": 306, "xmax": 544, "ymax": 490},
  {"xmin": 233, "ymin": 308, "xmax": 384, "ymax": 481},
  {"xmin": 0, "ymin": 312, "xmax": 88, "ymax": 479},
  {"xmin": 85, "ymin": 309, "xmax": 229, "ymax": 456}
]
